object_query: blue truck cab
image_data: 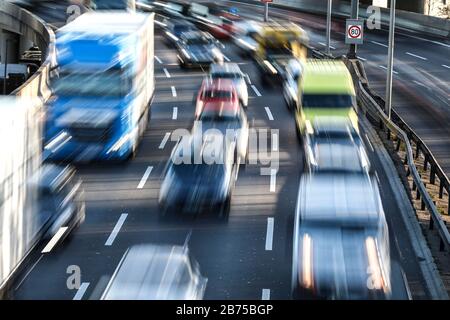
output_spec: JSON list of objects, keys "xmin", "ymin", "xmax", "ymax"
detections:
[{"xmin": 45, "ymin": 12, "xmax": 154, "ymax": 162}]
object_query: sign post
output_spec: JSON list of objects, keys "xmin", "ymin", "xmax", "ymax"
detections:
[
  {"xmin": 261, "ymin": 0, "xmax": 272, "ymax": 22},
  {"xmin": 326, "ymin": 0, "xmax": 332, "ymax": 55},
  {"xmin": 347, "ymin": 0, "xmax": 359, "ymax": 58},
  {"xmin": 385, "ymin": 0, "xmax": 396, "ymax": 120},
  {"xmin": 345, "ymin": 19, "xmax": 364, "ymax": 48}
]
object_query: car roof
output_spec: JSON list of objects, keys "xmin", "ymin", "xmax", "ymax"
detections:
[
  {"xmin": 298, "ymin": 173, "xmax": 383, "ymax": 227},
  {"xmin": 101, "ymin": 244, "xmax": 191, "ymax": 300},
  {"xmin": 302, "ymin": 59, "xmax": 356, "ymax": 95},
  {"xmin": 210, "ymin": 63, "xmax": 241, "ymax": 74},
  {"xmin": 182, "ymin": 30, "xmax": 212, "ymax": 40},
  {"xmin": 202, "ymin": 78, "xmax": 236, "ymax": 92},
  {"xmin": 308, "ymin": 116, "xmax": 357, "ymax": 136}
]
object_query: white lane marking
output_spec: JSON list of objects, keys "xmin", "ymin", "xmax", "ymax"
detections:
[
  {"xmin": 365, "ymin": 134, "xmax": 375, "ymax": 153},
  {"xmin": 401, "ymin": 269, "xmax": 412, "ymax": 300},
  {"xmin": 406, "ymin": 52, "xmax": 428, "ymax": 61},
  {"xmin": 413, "ymin": 80, "xmax": 426, "ymax": 88},
  {"xmin": 270, "ymin": 169, "xmax": 277, "ymax": 192},
  {"xmin": 400, "ymin": 33, "xmax": 450, "ymax": 49},
  {"xmin": 171, "ymin": 86, "xmax": 177, "ymax": 97},
  {"xmin": 105, "ymin": 213, "xmax": 128, "ymax": 246},
  {"xmin": 14, "ymin": 255, "xmax": 43, "ymax": 291},
  {"xmin": 371, "ymin": 40, "xmax": 388, "ymax": 48},
  {"xmin": 223, "ymin": 54, "xmax": 231, "ymax": 62},
  {"xmin": 155, "ymin": 55, "xmax": 163, "ymax": 64},
  {"xmin": 262, "ymin": 289, "xmax": 271, "ymax": 300},
  {"xmin": 272, "ymin": 133, "xmax": 279, "ymax": 152},
  {"xmin": 73, "ymin": 282, "xmax": 90, "ymax": 300},
  {"xmin": 245, "ymin": 73, "xmax": 252, "ymax": 84},
  {"xmin": 172, "ymin": 107, "xmax": 178, "ymax": 120},
  {"xmin": 375, "ymin": 171, "xmax": 381, "ymax": 185},
  {"xmin": 318, "ymin": 41, "xmax": 336, "ymax": 49},
  {"xmin": 442, "ymin": 64, "xmax": 450, "ymax": 69},
  {"xmin": 265, "ymin": 217, "xmax": 274, "ymax": 251},
  {"xmin": 379, "ymin": 65, "xmax": 399, "ymax": 74},
  {"xmin": 137, "ymin": 166, "xmax": 153, "ymax": 189},
  {"xmin": 251, "ymin": 84, "xmax": 262, "ymax": 97},
  {"xmin": 159, "ymin": 132, "xmax": 171, "ymax": 149},
  {"xmin": 41, "ymin": 227, "xmax": 68, "ymax": 253},
  {"xmin": 163, "ymin": 68, "xmax": 171, "ymax": 78},
  {"xmin": 265, "ymin": 107, "xmax": 274, "ymax": 121},
  {"xmin": 357, "ymin": 56, "xmax": 367, "ymax": 61}
]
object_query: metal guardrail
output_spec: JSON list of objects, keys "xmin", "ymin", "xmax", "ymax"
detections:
[{"xmin": 346, "ymin": 58, "xmax": 450, "ymax": 252}]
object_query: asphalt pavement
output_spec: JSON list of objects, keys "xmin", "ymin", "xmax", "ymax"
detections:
[{"xmin": 9, "ymin": 15, "xmax": 429, "ymax": 298}]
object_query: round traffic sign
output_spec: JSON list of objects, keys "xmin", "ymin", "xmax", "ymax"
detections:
[{"xmin": 348, "ymin": 25, "xmax": 362, "ymax": 39}]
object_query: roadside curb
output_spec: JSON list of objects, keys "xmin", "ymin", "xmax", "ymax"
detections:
[{"xmin": 361, "ymin": 116, "xmax": 449, "ymax": 300}]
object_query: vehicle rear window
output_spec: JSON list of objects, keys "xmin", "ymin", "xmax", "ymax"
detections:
[
  {"xmin": 204, "ymin": 90, "xmax": 232, "ymax": 100},
  {"xmin": 211, "ymin": 72, "xmax": 241, "ymax": 79},
  {"xmin": 302, "ymin": 94, "xmax": 355, "ymax": 109}
]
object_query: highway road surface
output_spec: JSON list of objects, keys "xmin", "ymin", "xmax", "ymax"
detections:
[{"xmin": 6, "ymin": 0, "xmax": 436, "ymax": 299}]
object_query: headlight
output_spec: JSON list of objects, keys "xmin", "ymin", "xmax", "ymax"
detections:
[{"xmin": 263, "ymin": 60, "xmax": 278, "ymax": 74}]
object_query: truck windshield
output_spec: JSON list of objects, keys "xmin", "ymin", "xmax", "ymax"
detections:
[
  {"xmin": 302, "ymin": 94, "xmax": 355, "ymax": 109},
  {"xmin": 53, "ymin": 70, "xmax": 130, "ymax": 97}
]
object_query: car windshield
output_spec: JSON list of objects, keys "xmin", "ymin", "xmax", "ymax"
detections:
[
  {"xmin": 186, "ymin": 36, "xmax": 213, "ymax": 45},
  {"xmin": 265, "ymin": 45, "xmax": 292, "ymax": 56},
  {"xmin": 204, "ymin": 90, "xmax": 232, "ymax": 100},
  {"xmin": 53, "ymin": 70, "xmax": 130, "ymax": 97},
  {"xmin": 172, "ymin": 162, "xmax": 226, "ymax": 182},
  {"xmin": 302, "ymin": 94, "xmax": 355, "ymax": 109},
  {"xmin": 174, "ymin": 25, "xmax": 193, "ymax": 34},
  {"xmin": 211, "ymin": 72, "xmax": 241, "ymax": 79},
  {"xmin": 199, "ymin": 109, "xmax": 239, "ymax": 122}
]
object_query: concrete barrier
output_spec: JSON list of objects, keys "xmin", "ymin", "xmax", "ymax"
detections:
[{"xmin": 229, "ymin": 0, "xmax": 450, "ymax": 38}]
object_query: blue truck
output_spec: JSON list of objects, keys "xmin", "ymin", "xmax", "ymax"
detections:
[{"xmin": 44, "ymin": 12, "xmax": 154, "ymax": 162}]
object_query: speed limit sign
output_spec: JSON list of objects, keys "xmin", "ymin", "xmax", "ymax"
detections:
[{"xmin": 345, "ymin": 19, "xmax": 364, "ymax": 45}]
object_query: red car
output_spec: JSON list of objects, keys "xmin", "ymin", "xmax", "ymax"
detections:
[{"xmin": 195, "ymin": 78, "xmax": 240, "ymax": 118}]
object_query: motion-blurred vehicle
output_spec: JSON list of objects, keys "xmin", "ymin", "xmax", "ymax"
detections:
[
  {"xmin": 194, "ymin": 80, "xmax": 249, "ymax": 163},
  {"xmin": 35, "ymin": 164, "xmax": 85, "ymax": 240},
  {"xmin": 303, "ymin": 117, "xmax": 370, "ymax": 174},
  {"xmin": 195, "ymin": 78, "xmax": 239, "ymax": 117},
  {"xmin": 232, "ymin": 20, "xmax": 261, "ymax": 57},
  {"xmin": 45, "ymin": 12, "xmax": 154, "ymax": 162},
  {"xmin": 295, "ymin": 59, "xmax": 358, "ymax": 137},
  {"xmin": 283, "ymin": 59, "xmax": 303, "ymax": 110},
  {"xmin": 209, "ymin": 63, "xmax": 249, "ymax": 107},
  {"xmin": 292, "ymin": 173, "xmax": 392, "ymax": 300},
  {"xmin": 101, "ymin": 244, "xmax": 207, "ymax": 300},
  {"xmin": 0, "ymin": 98, "xmax": 85, "ymax": 298},
  {"xmin": 163, "ymin": 18, "xmax": 197, "ymax": 47},
  {"xmin": 176, "ymin": 31, "xmax": 224, "ymax": 68},
  {"xmin": 254, "ymin": 22, "xmax": 308, "ymax": 86},
  {"xmin": 159, "ymin": 135, "xmax": 238, "ymax": 218},
  {"xmin": 90, "ymin": 0, "xmax": 136, "ymax": 11}
]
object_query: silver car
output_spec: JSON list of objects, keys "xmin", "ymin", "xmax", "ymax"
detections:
[
  {"xmin": 101, "ymin": 244, "xmax": 207, "ymax": 300},
  {"xmin": 209, "ymin": 63, "xmax": 249, "ymax": 107},
  {"xmin": 232, "ymin": 20, "xmax": 261, "ymax": 57},
  {"xmin": 283, "ymin": 59, "xmax": 303, "ymax": 110},
  {"xmin": 303, "ymin": 117, "xmax": 370, "ymax": 174},
  {"xmin": 292, "ymin": 173, "xmax": 392, "ymax": 300}
]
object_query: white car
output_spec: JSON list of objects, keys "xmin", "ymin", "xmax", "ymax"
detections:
[
  {"xmin": 303, "ymin": 117, "xmax": 371, "ymax": 174},
  {"xmin": 232, "ymin": 20, "xmax": 260, "ymax": 57},
  {"xmin": 292, "ymin": 173, "xmax": 392, "ymax": 300},
  {"xmin": 101, "ymin": 244, "xmax": 207, "ymax": 300},
  {"xmin": 209, "ymin": 63, "xmax": 249, "ymax": 107},
  {"xmin": 283, "ymin": 59, "xmax": 303, "ymax": 110}
]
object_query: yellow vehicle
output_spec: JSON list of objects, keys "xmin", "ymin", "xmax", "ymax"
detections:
[
  {"xmin": 254, "ymin": 22, "xmax": 308, "ymax": 85},
  {"xmin": 295, "ymin": 59, "xmax": 358, "ymax": 137}
]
